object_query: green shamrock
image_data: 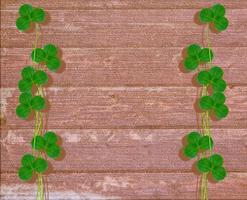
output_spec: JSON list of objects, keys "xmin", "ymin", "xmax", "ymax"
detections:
[
  {"xmin": 18, "ymin": 154, "xmax": 48, "ymax": 181},
  {"xmin": 199, "ymin": 93, "xmax": 229, "ymax": 119},
  {"xmin": 183, "ymin": 131, "xmax": 214, "ymax": 158},
  {"xmin": 197, "ymin": 66, "xmax": 227, "ymax": 93},
  {"xmin": 199, "ymin": 4, "xmax": 229, "ymax": 32},
  {"xmin": 183, "ymin": 44, "xmax": 214, "ymax": 71},
  {"xmin": 16, "ymin": 4, "xmax": 46, "ymax": 31},
  {"xmin": 197, "ymin": 154, "xmax": 227, "ymax": 181},
  {"xmin": 31, "ymin": 44, "xmax": 61, "ymax": 71},
  {"xmin": 31, "ymin": 131, "xmax": 61, "ymax": 159},
  {"xmin": 16, "ymin": 93, "xmax": 46, "ymax": 119}
]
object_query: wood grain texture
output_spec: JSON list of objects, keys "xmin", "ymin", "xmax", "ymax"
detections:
[
  {"xmin": 1, "ymin": 0, "xmax": 247, "ymax": 199},
  {"xmin": 1, "ymin": 172, "xmax": 247, "ymax": 200},
  {"xmin": 1, "ymin": 87, "xmax": 247, "ymax": 129},
  {"xmin": 2, "ymin": 0, "xmax": 247, "ymax": 9},
  {"xmin": 1, "ymin": 47, "xmax": 247, "ymax": 88},
  {"xmin": 1, "ymin": 129, "xmax": 247, "ymax": 172},
  {"xmin": 1, "ymin": 9, "xmax": 247, "ymax": 48}
]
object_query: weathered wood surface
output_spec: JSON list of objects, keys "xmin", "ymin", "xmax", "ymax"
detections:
[
  {"xmin": 1, "ymin": 0, "xmax": 247, "ymax": 199},
  {"xmin": 1, "ymin": 173, "xmax": 247, "ymax": 200},
  {"xmin": 1, "ymin": 9, "xmax": 247, "ymax": 48},
  {"xmin": 1, "ymin": 129, "xmax": 247, "ymax": 172},
  {"xmin": 1, "ymin": 87, "xmax": 247, "ymax": 129},
  {"xmin": 2, "ymin": 0, "xmax": 247, "ymax": 9},
  {"xmin": 1, "ymin": 47, "xmax": 247, "ymax": 87}
]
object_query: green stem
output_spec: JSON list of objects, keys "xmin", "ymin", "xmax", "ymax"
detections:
[
  {"xmin": 200, "ymin": 24, "xmax": 213, "ymax": 200},
  {"xmin": 32, "ymin": 23, "xmax": 45, "ymax": 200}
]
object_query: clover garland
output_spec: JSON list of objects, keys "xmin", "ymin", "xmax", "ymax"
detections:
[
  {"xmin": 181, "ymin": 4, "xmax": 229, "ymax": 200},
  {"xmin": 15, "ymin": 4, "xmax": 63, "ymax": 199}
]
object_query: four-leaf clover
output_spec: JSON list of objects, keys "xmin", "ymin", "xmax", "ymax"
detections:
[
  {"xmin": 32, "ymin": 131, "xmax": 61, "ymax": 159},
  {"xmin": 18, "ymin": 154, "xmax": 48, "ymax": 181},
  {"xmin": 199, "ymin": 4, "xmax": 229, "ymax": 32},
  {"xmin": 197, "ymin": 154, "xmax": 227, "ymax": 181},
  {"xmin": 184, "ymin": 44, "xmax": 213, "ymax": 71},
  {"xmin": 16, "ymin": 4, "xmax": 46, "ymax": 31},
  {"xmin": 31, "ymin": 44, "xmax": 61, "ymax": 71},
  {"xmin": 183, "ymin": 131, "xmax": 214, "ymax": 158}
]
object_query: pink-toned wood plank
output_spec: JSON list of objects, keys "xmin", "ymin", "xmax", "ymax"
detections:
[
  {"xmin": 2, "ymin": 0, "xmax": 247, "ymax": 10},
  {"xmin": 1, "ymin": 172, "xmax": 247, "ymax": 199},
  {"xmin": 1, "ymin": 129, "xmax": 247, "ymax": 172},
  {"xmin": 1, "ymin": 47, "xmax": 246, "ymax": 88},
  {"xmin": 1, "ymin": 9, "xmax": 246, "ymax": 48},
  {"xmin": 1, "ymin": 87, "xmax": 247, "ymax": 129}
]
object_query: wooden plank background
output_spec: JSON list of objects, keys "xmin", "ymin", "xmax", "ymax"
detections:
[{"xmin": 1, "ymin": 0, "xmax": 247, "ymax": 199}]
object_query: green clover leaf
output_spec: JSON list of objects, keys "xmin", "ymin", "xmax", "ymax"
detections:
[
  {"xmin": 16, "ymin": 17, "xmax": 31, "ymax": 31},
  {"xmin": 30, "ymin": 8, "xmax": 45, "ymax": 23},
  {"xmin": 199, "ymin": 136, "xmax": 214, "ymax": 150},
  {"xmin": 212, "ymin": 92, "xmax": 226, "ymax": 104},
  {"xmin": 183, "ymin": 143, "xmax": 199, "ymax": 158},
  {"xmin": 188, "ymin": 44, "xmax": 201, "ymax": 57},
  {"xmin": 19, "ymin": 4, "xmax": 33, "ymax": 17},
  {"xmin": 210, "ymin": 154, "xmax": 224, "ymax": 167},
  {"xmin": 197, "ymin": 158, "xmax": 212, "ymax": 173},
  {"xmin": 19, "ymin": 92, "xmax": 32, "ymax": 105},
  {"xmin": 187, "ymin": 131, "xmax": 201, "ymax": 144},
  {"xmin": 33, "ymin": 70, "xmax": 48, "ymax": 85},
  {"xmin": 31, "ymin": 48, "xmax": 46, "ymax": 63},
  {"xmin": 31, "ymin": 135, "xmax": 46, "ymax": 150},
  {"xmin": 209, "ymin": 66, "xmax": 224, "ymax": 80},
  {"xmin": 21, "ymin": 154, "xmax": 35, "ymax": 167},
  {"xmin": 199, "ymin": 96, "xmax": 214, "ymax": 110},
  {"xmin": 197, "ymin": 70, "xmax": 211, "ymax": 85},
  {"xmin": 21, "ymin": 66, "xmax": 35, "ymax": 81},
  {"xmin": 18, "ymin": 166, "xmax": 33, "ymax": 181},
  {"xmin": 212, "ymin": 4, "xmax": 225, "ymax": 18},
  {"xmin": 44, "ymin": 131, "xmax": 58, "ymax": 144},
  {"xmin": 212, "ymin": 78, "xmax": 227, "ymax": 92},
  {"xmin": 46, "ymin": 57, "xmax": 61, "ymax": 71},
  {"xmin": 214, "ymin": 104, "xmax": 229, "ymax": 119},
  {"xmin": 212, "ymin": 166, "xmax": 227, "ymax": 181},
  {"xmin": 16, "ymin": 104, "xmax": 31, "ymax": 119},
  {"xmin": 199, "ymin": 8, "xmax": 214, "ymax": 23},
  {"xmin": 46, "ymin": 144, "xmax": 61, "ymax": 159},
  {"xmin": 30, "ymin": 95, "xmax": 46, "ymax": 111},
  {"xmin": 44, "ymin": 44, "xmax": 58, "ymax": 57},
  {"xmin": 198, "ymin": 48, "xmax": 213, "ymax": 62},
  {"xmin": 18, "ymin": 79, "xmax": 32, "ymax": 92},
  {"xmin": 33, "ymin": 158, "xmax": 48, "ymax": 173},
  {"xmin": 214, "ymin": 16, "xmax": 229, "ymax": 32}
]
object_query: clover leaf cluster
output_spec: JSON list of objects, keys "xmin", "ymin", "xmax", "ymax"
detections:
[
  {"xmin": 181, "ymin": 3, "xmax": 229, "ymax": 184},
  {"xmin": 16, "ymin": 4, "xmax": 63, "ymax": 185},
  {"xmin": 183, "ymin": 44, "xmax": 213, "ymax": 71},
  {"xmin": 197, "ymin": 154, "xmax": 227, "ymax": 181},
  {"xmin": 199, "ymin": 93, "xmax": 229, "ymax": 119},
  {"xmin": 16, "ymin": 4, "xmax": 45, "ymax": 31},
  {"xmin": 31, "ymin": 44, "xmax": 61, "ymax": 71},
  {"xmin": 183, "ymin": 132, "xmax": 227, "ymax": 181},
  {"xmin": 197, "ymin": 65, "xmax": 229, "ymax": 119},
  {"xmin": 199, "ymin": 4, "xmax": 229, "ymax": 32},
  {"xmin": 32, "ymin": 131, "xmax": 61, "ymax": 159},
  {"xmin": 16, "ymin": 66, "xmax": 48, "ymax": 119},
  {"xmin": 18, "ymin": 154, "xmax": 48, "ymax": 181},
  {"xmin": 183, "ymin": 131, "xmax": 213, "ymax": 158}
]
